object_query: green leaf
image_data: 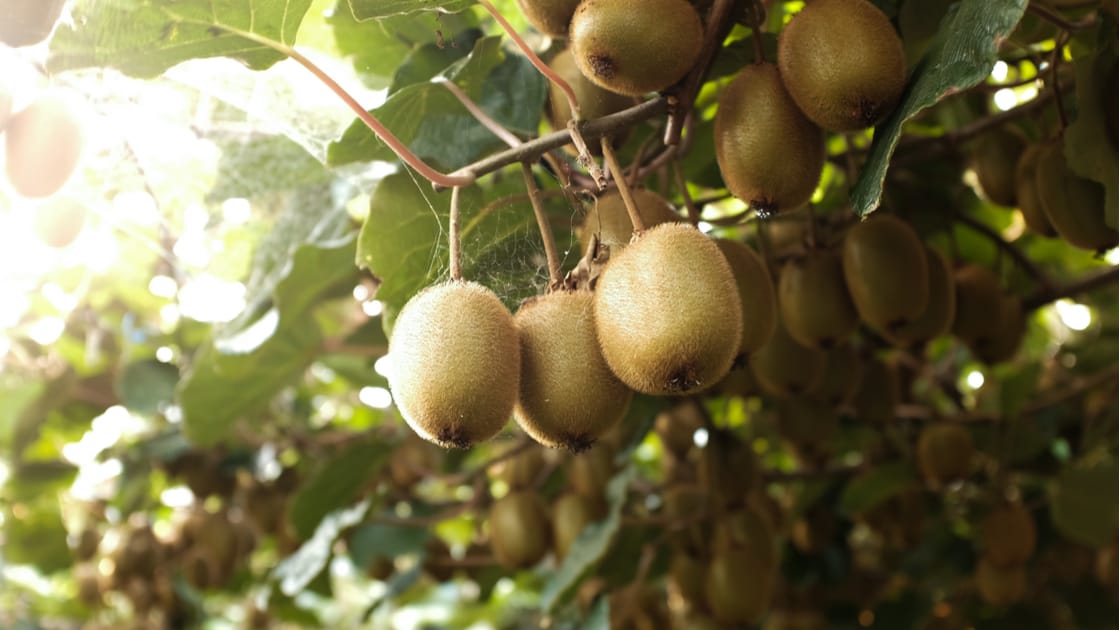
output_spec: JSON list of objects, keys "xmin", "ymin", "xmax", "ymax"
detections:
[
  {"xmin": 347, "ymin": 521, "xmax": 430, "ymax": 569},
  {"xmin": 850, "ymin": 0, "xmax": 1029, "ymax": 216},
  {"xmin": 541, "ymin": 467, "xmax": 635, "ymax": 612},
  {"xmin": 48, "ymin": 0, "xmax": 314, "ymax": 78},
  {"xmin": 287, "ymin": 438, "xmax": 393, "ymax": 539},
  {"xmin": 115, "ymin": 360, "xmax": 179, "ymax": 416},
  {"xmin": 273, "ymin": 498, "xmax": 372, "ymax": 596},
  {"xmin": 839, "ymin": 461, "xmax": 918, "ymax": 515},
  {"xmin": 345, "ymin": 0, "xmax": 475, "ymax": 20},
  {"xmin": 1065, "ymin": 49, "xmax": 1119, "ymax": 230},
  {"xmin": 207, "ymin": 134, "xmax": 331, "ymax": 201},
  {"xmin": 1, "ymin": 497, "xmax": 71, "ymax": 573},
  {"xmin": 1050, "ymin": 458, "xmax": 1119, "ymax": 547}
]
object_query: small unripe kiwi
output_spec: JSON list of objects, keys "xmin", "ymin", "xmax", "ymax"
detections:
[
  {"xmin": 714, "ymin": 63, "xmax": 825, "ymax": 215},
  {"xmin": 950, "ymin": 264, "xmax": 1003, "ymax": 347},
  {"xmin": 981, "ymin": 502, "xmax": 1037, "ymax": 567},
  {"xmin": 1034, "ymin": 139, "xmax": 1119, "ymax": 251},
  {"xmin": 778, "ymin": 0, "xmax": 907, "ymax": 131},
  {"xmin": 517, "ymin": 0, "xmax": 581, "ymax": 38},
  {"xmin": 1014, "ymin": 144, "xmax": 1057, "ymax": 237},
  {"xmin": 917, "ymin": 423, "xmax": 974, "ymax": 488},
  {"xmin": 513, "ymin": 290, "xmax": 633, "ymax": 452},
  {"xmin": 5, "ymin": 94, "xmax": 84, "ymax": 198},
  {"xmin": 489, "ymin": 491, "xmax": 551, "ymax": 569},
  {"xmin": 779, "ymin": 249, "xmax": 859, "ymax": 349},
  {"xmin": 594, "ymin": 223, "xmax": 743, "ymax": 395},
  {"xmin": 809, "ymin": 344, "xmax": 864, "ymax": 407},
  {"xmin": 569, "ymin": 0, "xmax": 703, "ymax": 96},
  {"xmin": 547, "ymin": 48, "xmax": 635, "ymax": 153},
  {"xmin": 715, "ymin": 238, "xmax": 777, "ymax": 357},
  {"xmin": 749, "ymin": 318, "xmax": 825, "ymax": 397},
  {"xmin": 842, "ymin": 213, "xmax": 929, "ymax": 334},
  {"xmin": 578, "ymin": 189, "xmax": 680, "ymax": 253},
  {"xmin": 705, "ymin": 549, "xmax": 774, "ymax": 624},
  {"xmin": 552, "ymin": 491, "xmax": 605, "ymax": 560},
  {"xmin": 388, "ymin": 281, "xmax": 520, "ymax": 449},
  {"xmin": 975, "ymin": 557, "xmax": 1028, "ymax": 606},
  {"xmin": 971, "ymin": 127, "xmax": 1026, "ymax": 207},
  {"xmin": 889, "ymin": 247, "xmax": 956, "ymax": 345}
]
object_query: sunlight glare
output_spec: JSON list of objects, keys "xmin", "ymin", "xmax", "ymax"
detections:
[
  {"xmin": 69, "ymin": 227, "xmax": 121, "ymax": 273},
  {"xmin": 362, "ymin": 299, "xmax": 384, "ymax": 317},
  {"xmin": 990, "ymin": 61, "xmax": 1009, "ymax": 82},
  {"xmin": 965, "ymin": 370, "xmax": 985, "ymax": 390},
  {"xmin": 221, "ymin": 198, "xmax": 252, "ymax": 225},
  {"xmin": 0, "ymin": 290, "xmax": 31, "ymax": 329},
  {"xmin": 1055, "ymin": 299, "xmax": 1092, "ymax": 331},
  {"xmin": 358, "ymin": 386, "xmax": 393, "ymax": 409},
  {"xmin": 178, "ymin": 275, "xmax": 246, "ymax": 323},
  {"xmin": 156, "ymin": 346, "xmax": 175, "ymax": 362},
  {"xmin": 693, "ymin": 427, "xmax": 710, "ymax": 448},
  {"xmin": 28, "ymin": 317, "xmax": 66, "ymax": 345},
  {"xmin": 112, "ymin": 191, "xmax": 161, "ymax": 227},
  {"xmin": 994, "ymin": 88, "xmax": 1017, "ymax": 111},
  {"xmin": 374, "ymin": 354, "xmax": 394, "ymax": 380},
  {"xmin": 41, "ymin": 283, "xmax": 78, "ymax": 313},
  {"xmin": 160, "ymin": 486, "xmax": 195, "ymax": 508},
  {"xmin": 149, "ymin": 274, "xmax": 178, "ymax": 298}
]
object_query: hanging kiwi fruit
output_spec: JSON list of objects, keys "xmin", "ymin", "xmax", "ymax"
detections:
[
  {"xmin": 517, "ymin": 0, "xmax": 582, "ymax": 39},
  {"xmin": 778, "ymin": 248, "xmax": 859, "ymax": 349},
  {"xmin": 842, "ymin": 213, "xmax": 930, "ymax": 335},
  {"xmin": 577, "ymin": 188, "xmax": 681, "ymax": 253}
]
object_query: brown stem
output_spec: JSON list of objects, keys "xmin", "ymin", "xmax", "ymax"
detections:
[
  {"xmin": 440, "ymin": 437, "xmax": 534, "ymax": 485},
  {"xmin": 600, "ymin": 137, "xmax": 646, "ymax": 233},
  {"xmin": 672, "ymin": 161, "xmax": 701, "ymax": 225},
  {"xmin": 1050, "ymin": 33, "xmax": 1071, "ymax": 133},
  {"xmin": 437, "ymin": 79, "xmax": 523, "ymax": 148},
  {"xmin": 748, "ymin": 0, "xmax": 767, "ymax": 64},
  {"xmin": 1027, "ymin": 1, "xmax": 1100, "ymax": 30},
  {"xmin": 664, "ymin": 0, "xmax": 737, "ymax": 145},
  {"xmin": 449, "ymin": 186, "xmax": 464, "ymax": 281},
  {"xmin": 1023, "ymin": 266, "xmax": 1118, "ymax": 310},
  {"xmin": 952, "ymin": 211, "xmax": 1055, "ymax": 289},
  {"xmin": 521, "ymin": 162, "xmax": 564, "ymax": 288}
]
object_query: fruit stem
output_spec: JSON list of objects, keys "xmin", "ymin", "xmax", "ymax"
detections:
[
  {"xmin": 664, "ymin": 0, "xmax": 737, "ymax": 145},
  {"xmin": 1049, "ymin": 33, "xmax": 1070, "ymax": 133},
  {"xmin": 211, "ymin": 24, "xmax": 474, "ymax": 189},
  {"xmin": 521, "ymin": 162, "xmax": 564, "ymax": 289},
  {"xmin": 747, "ymin": 0, "xmax": 767, "ymax": 64},
  {"xmin": 449, "ymin": 186, "xmax": 464, "ymax": 281},
  {"xmin": 600, "ymin": 137, "xmax": 646, "ymax": 233},
  {"xmin": 672, "ymin": 161, "xmax": 701, "ymax": 226}
]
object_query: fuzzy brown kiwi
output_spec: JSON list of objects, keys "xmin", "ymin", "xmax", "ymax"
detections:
[
  {"xmin": 517, "ymin": 0, "xmax": 581, "ymax": 38},
  {"xmin": 749, "ymin": 317, "xmax": 826, "ymax": 397},
  {"xmin": 779, "ymin": 248, "xmax": 859, "ymax": 349},
  {"xmin": 578, "ymin": 188, "xmax": 681, "ymax": 253},
  {"xmin": 972, "ymin": 293, "xmax": 1026, "ymax": 364},
  {"xmin": 1034, "ymin": 139, "xmax": 1119, "ymax": 251},
  {"xmin": 715, "ymin": 238, "xmax": 778, "ymax": 357},
  {"xmin": 714, "ymin": 63, "xmax": 825, "ymax": 215},
  {"xmin": 777, "ymin": 0, "xmax": 907, "ymax": 131},
  {"xmin": 594, "ymin": 223, "xmax": 743, "ymax": 395},
  {"xmin": 552, "ymin": 491, "xmax": 605, "ymax": 560},
  {"xmin": 916, "ymin": 423, "xmax": 974, "ymax": 488},
  {"xmin": 388, "ymin": 434, "xmax": 442, "ymax": 490},
  {"xmin": 569, "ymin": 0, "xmax": 703, "ymax": 96},
  {"xmin": 975, "ymin": 558, "xmax": 1028, "ymax": 606},
  {"xmin": 851, "ymin": 356, "xmax": 900, "ymax": 424},
  {"xmin": 655, "ymin": 399, "xmax": 706, "ymax": 457},
  {"xmin": 489, "ymin": 491, "xmax": 552, "ymax": 569},
  {"xmin": 981, "ymin": 502, "xmax": 1037, "ymax": 567},
  {"xmin": 842, "ymin": 213, "xmax": 930, "ymax": 334},
  {"xmin": 705, "ymin": 548, "xmax": 775, "ymax": 624},
  {"xmin": 514, "ymin": 290, "xmax": 633, "ymax": 452},
  {"xmin": 547, "ymin": 48, "xmax": 635, "ymax": 153},
  {"xmin": 567, "ymin": 443, "xmax": 615, "ymax": 497},
  {"xmin": 5, "ymin": 93, "xmax": 83, "ymax": 198},
  {"xmin": 889, "ymin": 246, "xmax": 956, "ymax": 345},
  {"xmin": 1014, "ymin": 144, "xmax": 1057, "ymax": 237},
  {"xmin": 713, "ymin": 499, "xmax": 779, "ymax": 568},
  {"xmin": 950, "ymin": 264, "xmax": 1004, "ymax": 348},
  {"xmin": 808, "ymin": 344, "xmax": 864, "ymax": 407},
  {"xmin": 971, "ymin": 127, "xmax": 1026, "ymax": 207},
  {"xmin": 388, "ymin": 281, "xmax": 519, "ymax": 449},
  {"xmin": 698, "ymin": 430, "xmax": 759, "ymax": 509},
  {"xmin": 669, "ymin": 551, "xmax": 708, "ymax": 610}
]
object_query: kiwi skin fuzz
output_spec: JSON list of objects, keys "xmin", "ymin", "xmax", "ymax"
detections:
[
  {"xmin": 594, "ymin": 222, "xmax": 743, "ymax": 396},
  {"xmin": 778, "ymin": 248, "xmax": 859, "ymax": 349},
  {"xmin": 578, "ymin": 189, "xmax": 681, "ymax": 253},
  {"xmin": 547, "ymin": 48, "xmax": 635, "ymax": 155},
  {"xmin": 388, "ymin": 281, "xmax": 520, "ymax": 449},
  {"xmin": 570, "ymin": 0, "xmax": 703, "ymax": 96},
  {"xmin": 841, "ymin": 213, "xmax": 930, "ymax": 335},
  {"xmin": 715, "ymin": 239, "xmax": 777, "ymax": 358},
  {"xmin": 778, "ymin": 0, "xmax": 907, "ymax": 131},
  {"xmin": 513, "ymin": 290, "xmax": 633, "ymax": 453},
  {"xmin": 714, "ymin": 62, "xmax": 824, "ymax": 215},
  {"xmin": 517, "ymin": 0, "xmax": 581, "ymax": 38}
]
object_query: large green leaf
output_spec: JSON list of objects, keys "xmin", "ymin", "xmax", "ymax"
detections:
[
  {"xmin": 1050, "ymin": 458, "xmax": 1119, "ymax": 547},
  {"xmin": 345, "ymin": 0, "xmax": 475, "ymax": 20},
  {"xmin": 115, "ymin": 360, "xmax": 179, "ymax": 416},
  {"xmin": 48, "ymin": 0, "xmax": 314, "ymax": 78},
  {"xmin": 1065, "ymin": 48, "xmax": 1119, "ymax": 229},
  {"xmin": 839, "ymin": 461, "xmax": 918, "ymax": 515},
  {"xmin": 207, "ymin": 134, "xmax": 331, "ymax": 201},
  {"xmin": 850, "ymin": 0, "xmax": 1029, "ymax": 215},
  {"xmin": 1, "ymin": 496, "xmax": 71, "ymax": 574},
  {"xmin": 273, "ymin": 498, "xmax": 373, "ymax": 596}
]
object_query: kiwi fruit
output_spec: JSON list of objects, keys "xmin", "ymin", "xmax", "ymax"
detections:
[
  {"xmin": 972, "ymin": 294, "xmax": 1026, "ymax": 364},
  {"xmin": 714, "ymin": 63, "xmax": 825, "ymax": 215},
  {"xmin": 31, "ymin": 197, "xmax": 87, "ymax": 248},
  {"xmin": 971, "ymin": 127, "xmax": 1026, "ymax": 207},
  {"xmin": 749, "ymin": 317, "xmax": 826, "ymax": 397},
  {"xmin": 489, "ymin": 446, "xmax": 547, "ymax": 490},
  {"xmin": 705, "ymin": 548, "xmax": 774, "ymax": 624},
  {"xmin": 950, "ymin": 264, "xmax": 1003, "ymax": 348},
  {"xmin": 1034, "ymin": 139, "xmax": 1119, "ymax": 251},
  {"xmin": 889, "ymin": 247, "xmax": 956, "ymax": 345},
  {"xmin": 655, "ymin": 399, "xmax": 706, "ymax": 457},
  {"xmin": 569, "ymin": 0, "xmax": 703, "ymax": 96},
  {"xmin": 5, "ymin": 93, "xmax": 84, "ymax": 198},
  {"xmin": 547, "ymin": 48, "xmax": 635, "ymax": 152},
  {"xmin": 976, "ymin": 557, "xmax": 1028, "ymax": 606},
  {"xmin": 698, "ymin": 430, "xmax": 759, "ymax": 509},
  {"xmin": 489, "ymin": 491, "xmax": 552, "ymax": 569},
  {"xmin": 388, "ymin": 281, "xmax": 520, "ymax": 449},
  {"xmin": 842, "ymin": 213, "xmax": 930, "ymax": 334},
  {"xmin": 713, "ymin": 499, "xmax": 778, "ymax": 568},
  {"xmin": 567, "ymin": 442, "xmax": 615, "ymax": 497},
  {"xmin": 851, "ymin": 356, "xmax": 900, "ymax": 424},
  {"xmin": 594, "ymin": 222, "xmax": 743, "ymax": 395},
  {"xmin": 388, "ymin": 434, "xmax": 442, "ymax": 490},
  {"xmin": 757, "ymin": 208, "xmax": 812, "ymax": 256},
  {"xmin": 1014, "ymin": 144, "xmax": 1057, "ymax": 237},
  {"xmin": 0, "ymin": 86, "xmax": 11, "ymax": 132},
  {"xmin": 513, "ymin": 290, "xmax": 633, "ymax": 452},
  {"xmin": 981, "ymin": 502, "xmax": 1037, "ymax": 567},
  {"xmin": 0, "ymin": 0, "xmax": 65, "ymax": 47},
  {"xmin": 917, "ymin": 423, "xmax": 974, "ymax": 488},
  {"xmin": 809, "ymin": 344, "xmax": 864, "ymax": 407},
  {"xmin": 578, "ymin": 188, "xmax": 680, "ymax": 253},
  {"xmin": 777, "ymin": 0, "xmax": 907, "ymax": 131},
  {"xmin": 663, "ymin": 483, "xmax": 709, "ymax": 554},
  {"xmin": 776, "ymin": 397, "xmax": 839, "ymax": 448},
  {"xmin": 518, "ymin": 0, "xmax": 581, "ymax": 38},
  {"xmin": 552, "ymin": 491, "xmax": 605, "ymax": 560},
  {"xmin": 779, "ymin": 248, "xmax": 859, "ymax": 349},
  {"xmin": 715, "ymin": 238, "xmax": 777, "ymax": 357},
  {"xmin": 669, "ymin": 551, "xmax": 708, "ymax": 610}
]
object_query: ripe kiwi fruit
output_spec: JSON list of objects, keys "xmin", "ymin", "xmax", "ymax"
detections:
[
  {"xmin": 776, "ymin": 397, "xmax": 839, "ymax": 447},
  {"xmin": 842, "ymin": 213, "xmax": 929, "ymax": 334},
  {"xmin": 809, "ymin": 344, "xmax": 864, "ymax": 407},
  {"xmin": 981, "ymin": 502, "xmax": 1037, "ymax": 567},
  {"xmin": 569, "ymin": 0, "xmax": 703, "ymax": 96},
  {"xmin": 552, "ymin": 491, "xmax": 605, "ymax": 560},
  {"xmin": 489, "ymin": 446, "xmax": 547, "ymax": 490},
  {"xmin": 1014, "ymin": 144, "xmax": 1057, "ymax": 237},
  {"xmin": 971, "ymin": 127, "xmax": 1026, "ymax": 207},
  {"xmin": 567, "ymin": 443, "xmax": 615, "ymax": 497},
  {"xmin": 714, "ymin": 63, "xmax": 825, "ymax": 215},
  {"xmin": 655, "ymin": 399, "xmax": 706, "ymax": 457},
  {"xmin": 1034, "ymin": 139, "xmax": 1119, "ymax": 251},
  {"xmin": 594, "ymin": 222, "xmax": 743, "ymax": 395},
  {"xmin": 513, "ymin": 290, "xmax": 633, "ymax": 452},
  {"xmin": 777, "ymin": 0, "xmax": 907, "ymax": 131},
  {"xmin": 547, "ymin": 48, "xmax": 635, "ymax": 153},
  {"xmin": 578, "ymin": 188, "xmax": 680, "ymax": 253},
  {"xmin": 889, "ymin": 246, "xmax": 956, "ymax": 345},
  {"xmin": 950, "ymin": 264, "xmax": 1003, "ymax": 348},
  {"xmin": 489, "ymin": 491, "xmax": 552, "ymax": 569},
  {"xmin": 917, "ymin": 422, "xmax": 974, "ymax": 488},
  {"xmin": 663, "ymin": 483, "xmax": 709, "ymax": 554},
  {"xmin": 779, "ymin": 248, "xmax": 859, "ymax": 349},
  {"xmin": 705, "ymin": 548, "xmax": 774, "ymax": 624},
  {"xmin": 715, "ymin": 238, "xmax": 777, "ymax": 357},
  {"xmin": 5, "ymin": 93, "xmax": 83, "ymax": 198},
  {"xmin": 388, "ymin": 434, "xmax": 442, "ymax": 490},
  {"xmin": 669, "ymin": 551, "xmax": 708, "ymax": 610},
  {"xmin": 975, "ymin": 557, "xmax": 1028, "ymax": 606},
  {"xmin": 388, "ymin": 281, "xmax": 520, "ymax": 449},
  {"xmin": 713, "ymin": 499, "xmax": 779, "ymax": 568},
  {"xmin": 749, "ymin": 317, "xmax": 826, "ymax": 397},
  {"xmin": 698, "ymin": 430, "xmax": 759, "ymax": 509},
  {"xmin": 518, "ymin": 0, "xmax": 581, "ymax": 38},
  {"xmin": 972, "ymin": 294, "xmax": 1026, "ymax": 364},
  {"xmin": 0, "ymin": 0, "xmax": 65, "ymax": 47},
  {"xmin": 851, "ymin": 356, "xmax": 900, "ymax": 424}
]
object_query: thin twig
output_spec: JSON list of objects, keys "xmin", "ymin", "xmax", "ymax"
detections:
[
  {"xmin": 672, "ymin": 161, "xmax": 701, "ymax": 225},
  {"xmin": 521, "ymin": 162, "xmax": 564, "ymax": 288},
  {"xmin": 437, "ymin": 80, "xmax": 523, "ymax": 148},
  {"xmin": 952, "ymin": 211, "xmax": 1055, "ymax": 290},
  {"xmin": 440, "ymin": 438, "xmax": 535, "ymax": 485},
  {"xmin": 1051, "ymin": 32, "xmax": 1071, "ymax": 133},
  {"xmin": 665, "ymin": 0, "xmax": 737, "ymax": 145},
  {"xmin": 449, "ymin": 186, "xmax": 464, "ymax": 281},
  {"xmin": 601, "ymin": 137, "xmax": 646, "ymax": 233},
  {"xmin": 1027, "ymin": 1, "xmax": 1101, "ymax": 31}
]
